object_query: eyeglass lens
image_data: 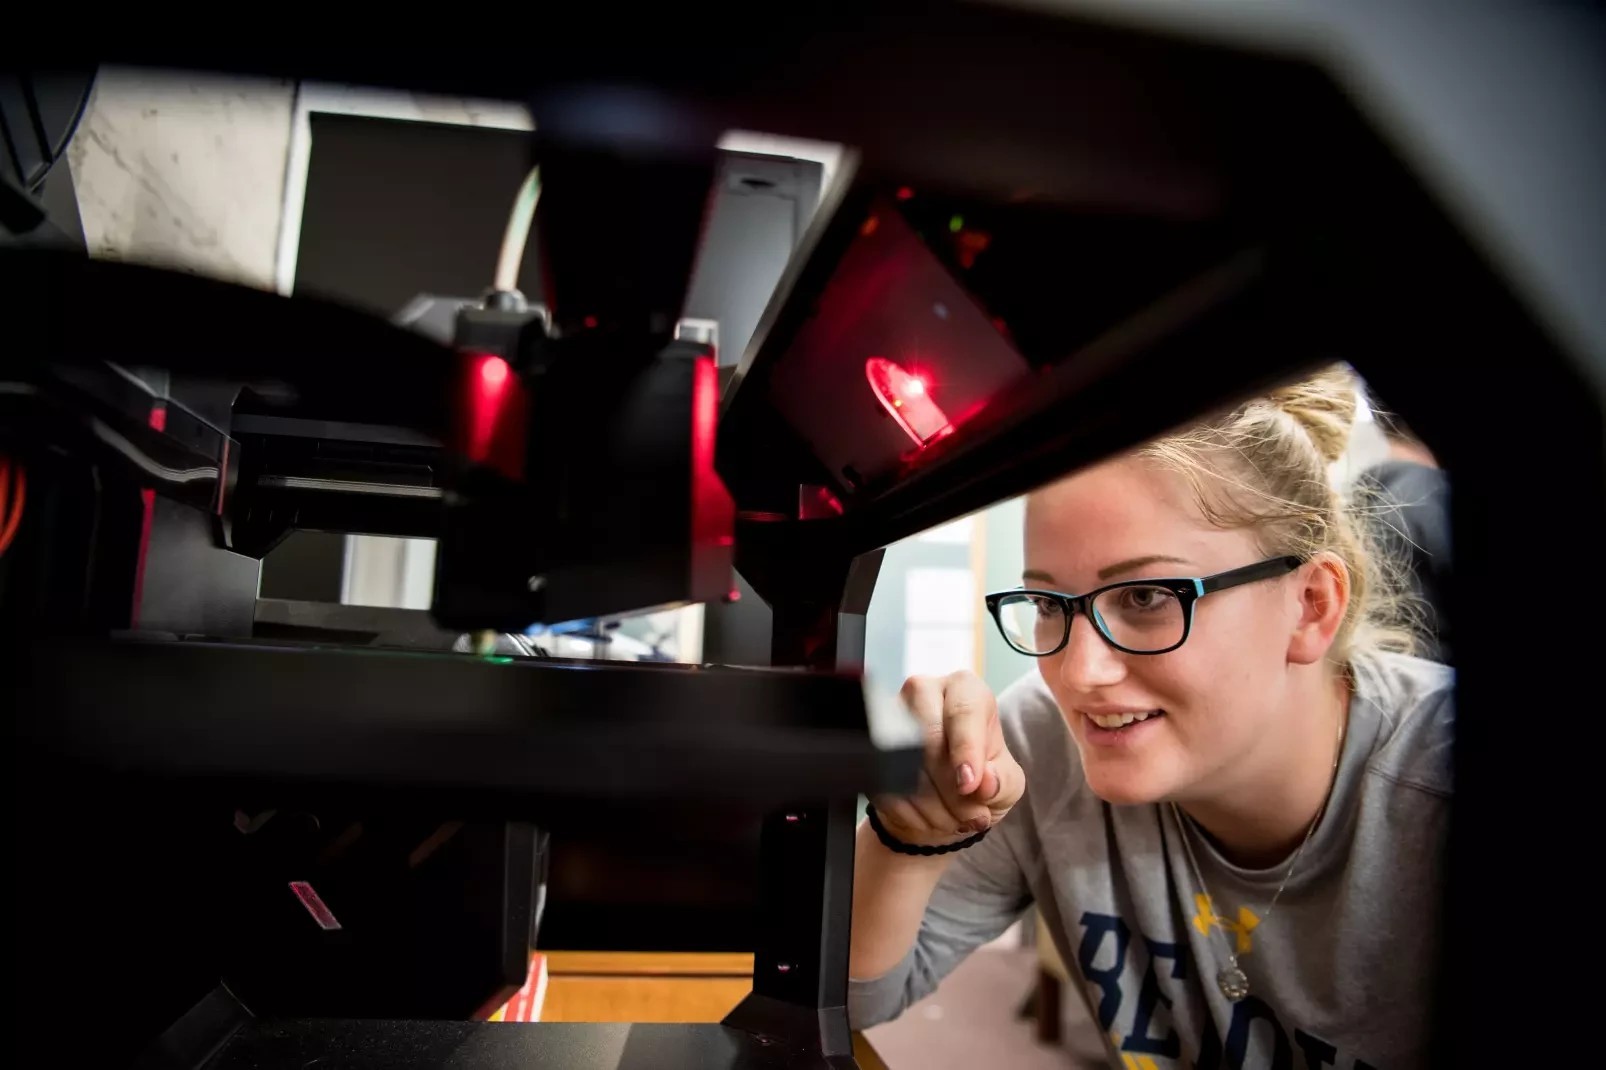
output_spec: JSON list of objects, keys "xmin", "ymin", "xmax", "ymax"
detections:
[{"xmin": 996, "ymin": 585, "xmax": 1186, "ymax": 654}]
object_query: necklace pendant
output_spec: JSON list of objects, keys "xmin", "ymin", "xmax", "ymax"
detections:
[{"xmin": 1216, "ymin": 964, "xmax": 1250, "ymax": 1002}]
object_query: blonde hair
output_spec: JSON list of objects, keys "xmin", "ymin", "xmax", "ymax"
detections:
[{"xmin": 1139, "ymin": 365, "xmax": 1417, "ymax": 663}]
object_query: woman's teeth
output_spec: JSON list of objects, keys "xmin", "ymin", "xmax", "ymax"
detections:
[{"xmin": 1088, "ymin": 710, "xmax": 1162, "ymax": 729}]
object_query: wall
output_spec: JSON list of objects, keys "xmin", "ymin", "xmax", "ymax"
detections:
[
  {"xmin": 979, "ymin": 497, "xmax": 1035, "ymax": 696},
  {"xmin": 68, "ymin": 67, "xmax": 294, "ymax": 290},
  {"xmin": 864, "ymin": 517, "xmax": 978, "ymax": 695},
  {"xmin": 863, "ymin": 498, "xmax": 1034, "ymax": 701}
]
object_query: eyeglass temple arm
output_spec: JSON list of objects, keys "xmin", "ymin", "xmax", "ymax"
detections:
[{"xmin": 1197, "ymin": 555, "xmax": 1303, "ymax": 595}]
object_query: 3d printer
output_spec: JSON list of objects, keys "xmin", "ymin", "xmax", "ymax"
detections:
[{"xmin": 3, "ymin": 2, "xmax": 1603, "ymax": 1068}]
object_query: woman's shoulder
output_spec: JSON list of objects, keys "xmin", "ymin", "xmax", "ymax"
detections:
[{"xmin": 1352, "ymin": 650, "xmax": 1455, "ymax": 798}]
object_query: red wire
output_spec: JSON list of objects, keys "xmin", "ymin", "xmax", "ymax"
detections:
[{"xmin": 0, "ymin": 458, "xmax": 24, "ymax": 557}]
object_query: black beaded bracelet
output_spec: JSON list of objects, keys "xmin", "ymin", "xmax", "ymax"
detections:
[{"xmin": 865, "ymin": 802, "xmax": 990, "ymax": 857}]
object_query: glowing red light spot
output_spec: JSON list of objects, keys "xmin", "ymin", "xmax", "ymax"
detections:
[
  {"xmin": 583, "ymin": 315, "xmax": 599, "ymax": 329},
  {"xmin": 895, "ymin": 186, "xmax": 914, "ymax": 201},
  {"xmin": 865, "ymin": 357, "xmax": 952, "ymax": 447},
  {"xmin": 860, "ymin": 215, "xmax": 880, "ymax": 237},
  {"xmin": 480, "ymin": 356, "xmax": 510, "ymax": 387},
  {"xmin": 816, "ymin": 487, "xmax": 844, "ymax": 516},
  {"xmin": 726, "ymin": 588, "xmax": 742, "ymax": 603},
  {"xmin": 460, "ymin": 352, "xmax": 525, "ymax": 479},
  {"xmin": 690, "ymin": 355, "xmax": 736, "ymax": 598}
]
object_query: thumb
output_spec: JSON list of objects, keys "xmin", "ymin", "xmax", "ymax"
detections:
[
  {"xmin": 984, "ymin": 757, "xmax": 1026, "ymax": 813},
  {"xmin": 976, "ymin": 761, "xmax": 1002, "ymax": 804}
]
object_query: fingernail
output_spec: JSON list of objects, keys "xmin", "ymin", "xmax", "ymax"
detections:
[{"xmin": 957, "ymin": 763, "xmax": 975, "ymax": 792}]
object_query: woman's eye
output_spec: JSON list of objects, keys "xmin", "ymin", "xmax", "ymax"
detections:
[
  {"xmin": 1120, "ymin": 587, "xmax": 1168, "ymax": 612},
  {"xmin": 1034, "ymin": 598, "xmax": 1063, "ymax": 618}
]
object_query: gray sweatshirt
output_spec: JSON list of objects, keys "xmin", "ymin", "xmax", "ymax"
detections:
[{"xmin": 849, "ymin": 653, "xmax": 1454, "ymax": 1069}]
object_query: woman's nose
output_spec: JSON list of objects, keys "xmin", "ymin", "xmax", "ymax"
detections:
[{"xmin": 1056, "ymin": 610, "xmax": 1127, "ymax": 691}]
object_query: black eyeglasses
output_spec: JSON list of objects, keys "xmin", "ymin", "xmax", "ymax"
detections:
[{"xmin": 985, "ymin": 555, "xmax": 1303, "ymax": 657}]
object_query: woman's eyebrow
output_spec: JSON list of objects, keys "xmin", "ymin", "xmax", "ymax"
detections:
[
  {"xmin": 1096, "ymin": 554, "xmax": 1191, "ymax": 581},
  {"xmin": 1024, "ymin": 555, "xmax": 1194, "ymax": 588}
]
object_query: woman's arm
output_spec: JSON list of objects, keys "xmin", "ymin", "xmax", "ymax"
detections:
[
  {"xmin": 847, "ymin": 672, "xmax": 1029, "ymax": 1024},
  {"xmin": 850, "ymin": 821, "xmax": 959, "ymax": 979}
]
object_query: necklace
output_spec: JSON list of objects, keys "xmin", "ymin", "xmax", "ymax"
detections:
[{"xmin": 1171, "ymin": 705, "xmax": 1346, "ymax": 1002}]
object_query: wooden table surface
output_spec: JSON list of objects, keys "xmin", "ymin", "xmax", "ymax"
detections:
[{"xmin": 539, "ymin": 951, "xmax": 888, "ymax": 1069}]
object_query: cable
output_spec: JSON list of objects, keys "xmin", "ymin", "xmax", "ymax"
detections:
[
  {"xmin": 494, "ymin": 166, "xmax": 542, "ymax": 294},
  {"xmin": 0, "ymin": 383, "xmax": 217, "ymax": 488},
  {"xmin": 0, "ymin": 457, "xmax": 24, "ymax": 557},
  {"xmin": 86, "ymin": 416, "xmax": 217, "ymax": 486}
]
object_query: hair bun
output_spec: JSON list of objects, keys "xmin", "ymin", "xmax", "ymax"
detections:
[{"xmin": 1266, "ymin": 365, "xmax": 1358, "ymax": 464}]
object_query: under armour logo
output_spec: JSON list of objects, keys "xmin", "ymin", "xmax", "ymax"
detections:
[{"xmin": 1191, "ymin": 893, "xmax": 1260, "ymax": 955}]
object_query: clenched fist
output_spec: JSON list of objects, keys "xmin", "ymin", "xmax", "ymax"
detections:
[{"xmin": 869, "ymin": 670, "xmax": 1026, "ymax": 848}]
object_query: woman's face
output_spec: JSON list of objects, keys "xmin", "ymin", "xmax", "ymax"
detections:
[{"xmin": 1024, "ymin": 455, "xmax": 1307, "ymax": 806}]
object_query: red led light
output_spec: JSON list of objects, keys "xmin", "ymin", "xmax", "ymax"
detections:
[
  {"xmin": 583, "ymin": 315, "xmax": 599, "ymax": 329},
  {"xmin": 468, "ymin": 353, "xmax": 513, "ymax": 462},
  {"xmin": 895, "ymin": 186, "xmax": 914, "ymax": 201},
  {"xmin": 459, "ymin": 352, "xmax": 525, "ymax": 479},
  {"xmin": 480, "ymin": 356, "xmax": 510, "ymax": 387},
  {"xmin": 865, "ymin": 357, "xmax": 952, "ymax": 447}
]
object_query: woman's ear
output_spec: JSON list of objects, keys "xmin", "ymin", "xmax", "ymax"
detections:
[{"xmin": 1288, "ymin": 552, "xmax": 1350, "ymax": 665}]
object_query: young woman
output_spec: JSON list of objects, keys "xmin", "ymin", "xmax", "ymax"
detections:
[{"xmin": 849, "ymin": 367, "xmax": 1451, "ymax": 1068}]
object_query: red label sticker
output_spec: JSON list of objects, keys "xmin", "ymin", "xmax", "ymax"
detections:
[{"xmin": 289, "ymin": 881, "xmax": 342, "ymax": 931}]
